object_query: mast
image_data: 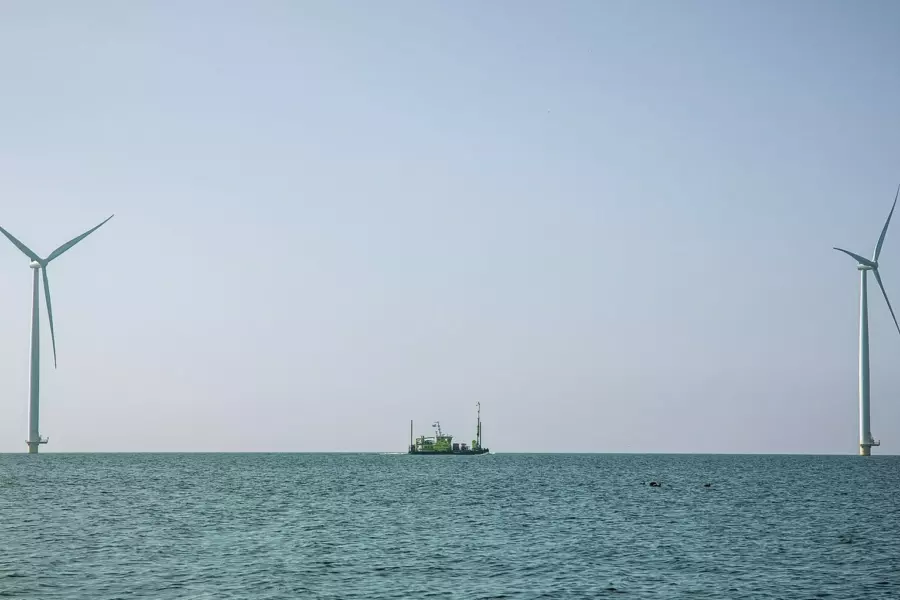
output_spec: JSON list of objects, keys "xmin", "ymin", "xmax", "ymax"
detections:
[
  {"xmin": 410, "ymin": 419, "xmax": 413, "ymax": 451},
  {"xmin": 476, "ymin": 402, "xmax": 482, "ymax": 449}
]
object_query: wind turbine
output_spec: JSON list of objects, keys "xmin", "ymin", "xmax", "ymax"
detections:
[
  {"xmin": 0, "ymin": 215, "xmax": 113, "ymax": 453},
  {"xmin": 834, "ymin": 187, "xmax": 900, "ymax": 456}
]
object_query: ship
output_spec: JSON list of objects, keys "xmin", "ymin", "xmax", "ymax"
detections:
[{"xmin": 408, "ymin": 402, "xmax": 490, "ymax": 455}]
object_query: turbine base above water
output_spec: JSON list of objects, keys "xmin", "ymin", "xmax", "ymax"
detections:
[
  {"xmin": 26, "ymin": 437, "xmax": 48, "ymax": 455},
  {"xmin": 859, "ymin": 439, "xmax": 880, "ymax": 457}
]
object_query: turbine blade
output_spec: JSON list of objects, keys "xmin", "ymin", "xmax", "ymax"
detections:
[
  {"xmin": 45, "ymin": 214, "xmax": 114, "ymax": 263},
  {"xmin": 874, "ymin": 184, "xmax": 900, "ymax": 261},
  {"xmin": 873, "ymin": 268, "xmax": 900, "ymax": 336},
  {"xmin": 834, "ymin": 247, "xmax": 876, "ymax": 267},
  {"xmin": 0, "ymin": 224, "xmax": 41, "ymax": 262},
  {"xmin": 41, "ymin": 267, "xmax": 58, "ymax": 368}
]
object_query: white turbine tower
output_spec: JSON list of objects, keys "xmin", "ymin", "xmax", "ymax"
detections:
[
  {"xmin": 834, "ymin": 187, "xmax": 900, "ymax": 456},
  {"xmin": 0, "ymin": 215, "xmax": 113, "ymax": 454}
]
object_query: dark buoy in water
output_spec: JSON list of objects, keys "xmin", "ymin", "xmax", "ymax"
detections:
[
  {"xmin": 703, "ymin": 483, "xmax": 711, "ymax": 488},
  {"xmin": 649, "ymin": 481, "xmax": 661, "ymax": 487}
]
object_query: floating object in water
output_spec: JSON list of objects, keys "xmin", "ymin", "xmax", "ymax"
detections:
[
  {"xmin": 649, "ymin": 481, "xmax": 661, "ymax": 487},
  {"xmin": 838, "ymin": 533, "xmax": 855, "ymax": 544}
]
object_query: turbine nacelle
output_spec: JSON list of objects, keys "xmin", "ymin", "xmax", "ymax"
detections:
[
  {"xmin": 857, "ymin": 262, "xmax": 875, "ymax": 271},
  {"xmin": 29, "ymin": 260, "xmax": 41, "ymax": 269}
]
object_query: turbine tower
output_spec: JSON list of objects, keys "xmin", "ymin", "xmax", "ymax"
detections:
[
  {"xmin": 834, "ymin": 187, "xmax": 900, "ymax": 456},
  {"xmin": 0, "ymin": 215, "xmax": 113, "ymax": 454}
]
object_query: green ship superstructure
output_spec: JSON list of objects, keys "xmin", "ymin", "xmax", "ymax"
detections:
[{"xmin": 408, "ymin": 402, "xmax": 489, "ymax": 455}]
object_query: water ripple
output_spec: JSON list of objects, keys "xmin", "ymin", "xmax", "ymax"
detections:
[{"xmin": 1, "ymin": 453, "xmax": 899, "ymax": 599}]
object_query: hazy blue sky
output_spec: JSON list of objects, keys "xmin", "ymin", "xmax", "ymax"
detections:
[{"xmin": 1, "ymin": 1, "xmax": 899, "ymax": 453}]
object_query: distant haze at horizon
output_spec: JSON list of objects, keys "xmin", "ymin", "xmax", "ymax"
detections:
[{"xmin": 1, "ymin": 1, "xmax": 899, "ymax": 454}]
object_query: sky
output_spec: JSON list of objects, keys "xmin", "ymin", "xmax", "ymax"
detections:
[{"xmin": 0, "ymin": 0, "xmax": 899, "ymax": 453}]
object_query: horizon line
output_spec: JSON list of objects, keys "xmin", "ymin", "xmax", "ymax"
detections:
[{"xmin": 1, "ymin": 450, "xmax": 897, "ymax": 456}]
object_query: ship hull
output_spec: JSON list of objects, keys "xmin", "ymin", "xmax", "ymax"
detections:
[{"xmin": 408, "ymin": 448, "xmax": 490, "ymax": 455}]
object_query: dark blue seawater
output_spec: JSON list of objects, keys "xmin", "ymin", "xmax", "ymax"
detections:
[{"xmin": 1, "ymin": 453, "xmax": 898, "ymax": 599}]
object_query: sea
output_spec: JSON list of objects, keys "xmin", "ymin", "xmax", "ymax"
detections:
[{"xmin": 1, "ymin": 453, "xmax": 898, "ymax": 599}]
